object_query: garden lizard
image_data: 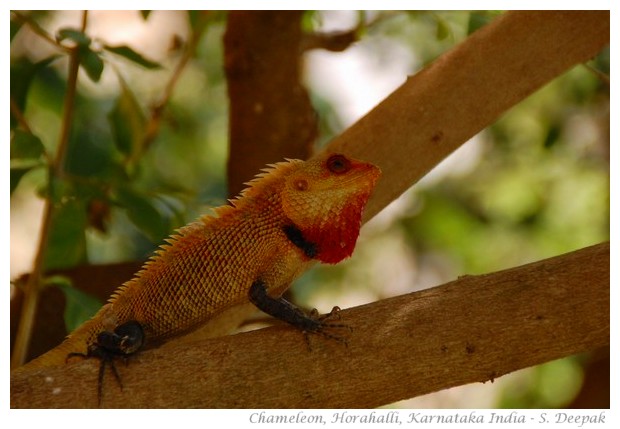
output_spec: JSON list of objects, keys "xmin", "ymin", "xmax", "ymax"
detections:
[{"xmin": 14, "ymin": 152, "xmax": 380, "ymax": 403}]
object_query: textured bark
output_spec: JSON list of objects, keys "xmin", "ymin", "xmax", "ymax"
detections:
[
  {"xmin": 11, "ymin": 242, "xmax": 609, "ymax": 408},
  {"xmin": 10, "ymin": 10, "xmax": 609, "ymax": 408},
  {"xmin": 224, "ymin": 11, "xmax": 316, "ymax": 197}
]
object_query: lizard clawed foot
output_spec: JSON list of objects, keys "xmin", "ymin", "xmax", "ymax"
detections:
[
  {"xmin": 303, "ymin": 306, "xmax": 353, "ymax": 350},
  {"xmin": 65, "ymin": 321, "xmax": 144, "ymax": 406},
  {"xmin": 249, "ymin": 280, "xmax": 352, "ymax": 350}
]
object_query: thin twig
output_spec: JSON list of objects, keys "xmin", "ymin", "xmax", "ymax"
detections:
[
  {"xmin": 583, "ymin": 62, "xmax": 610, "ymax": 86},
  {"xmin": 10, "ymin": 96, "xmax": 33, "ymax": 134},
  {"xmin": 137, "ymin": 12, "xmax": 211, "ymax": 164},
  {"xmin": 11, "ymin": 11, "xmax": 71, "ymax": 53},
  {"xmin": 11, "ymin": 11, "xmax": 88, "ymax": 369},
  {"xmin": 300, "ymin": 11, "xmax": 402, "ymax": 52}
]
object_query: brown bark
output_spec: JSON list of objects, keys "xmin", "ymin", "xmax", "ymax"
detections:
[
  {"xmin": 10, "ymin": 242, "xmax": 609, "ymax": 408},
  {"xmin": 10, "ymin": 11, "xmax": 609, "ymax": 408},
  {"xmin": 224, "ymin": 11, "xmax": 317, "ymax": 197}
]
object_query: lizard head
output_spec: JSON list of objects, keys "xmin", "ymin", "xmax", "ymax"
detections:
[{"xmin": 281, "ymin": 153, "xmax": 381, "ymax": 264}]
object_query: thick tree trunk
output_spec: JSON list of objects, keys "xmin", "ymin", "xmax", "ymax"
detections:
[{"xmin": 224, "ymin": 11, "xmax": 316, "ymax": 197}]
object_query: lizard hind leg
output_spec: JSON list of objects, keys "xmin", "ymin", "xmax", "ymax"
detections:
[{"xmin": 66, "ymin": 320, "xmax": 145, "ymax": 406}]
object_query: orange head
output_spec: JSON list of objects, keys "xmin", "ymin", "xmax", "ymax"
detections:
[{"xmin": 281, "ymin": 153, "xmax": 381, "ymax": 264}]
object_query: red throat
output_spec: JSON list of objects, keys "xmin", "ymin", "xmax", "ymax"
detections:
[{"xmin": 302, "ymin": 191, "xmax": 372, "ymax": 264}]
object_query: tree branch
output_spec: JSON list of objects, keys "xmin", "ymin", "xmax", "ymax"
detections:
[
  {"xmin": 327, "ymin": 10, "xmax": 609, "ymax": 221},
  {"xmin": 10, "ymin": 242, "xmax": 609, "ymax": 408}
]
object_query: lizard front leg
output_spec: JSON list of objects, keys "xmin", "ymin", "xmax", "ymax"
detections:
[{"xmin": 248, "ymin": 279, "xmax": 350, "ymax": 345}]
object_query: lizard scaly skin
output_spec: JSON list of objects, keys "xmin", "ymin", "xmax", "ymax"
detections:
[{"xmin": 15, "ymin": 152, "xmax": 380, "ymax": 396}]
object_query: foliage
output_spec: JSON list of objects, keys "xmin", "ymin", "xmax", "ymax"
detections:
[{"xmin": 10, "ymin": 10, "xmax": 228, "ymax": 333}]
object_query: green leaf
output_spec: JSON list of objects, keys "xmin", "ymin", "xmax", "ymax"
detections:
[
  {"xmin": 10, "ymin": 56, "xmax": 59, "ymax": 129},
  {"xmin": 301, "ymin": 11, "xmax": 319, "ymax": 32},
  {"xmin": 115, "ymin": 188, "xmax": 170, "ymax": 242},
  {"xmin": 103, "ymin": 44, "xmax": 161, "ymax": 69},
  {"xmin": 80, "ymin": 47, "xmax": 104, "ymax": 82},
  {"xmin": 140, "ymin": 10, "xmax": 152, "ymax": 20},
  {"xmin": 188, "ymin": 10, "xmax": 205, "ymax": 31},
  {"xmin": 47, "ymin": 276, "xmax": 102, "ymax": 332},
  {"xmin": 187, "ymin": 10, "xmax": 225, "ymax": 32},
  {"xmin": 57, "ymin": 28, "xmax": 91, "ymax": 47},
  {"xmin": 11, "ymin": 129, "xmax": 46, "ymax": 160},
  {"xmin": 10, "ymin": 130, "xmax": 46, "ymax": 194},
  {"xmin": 43, "ymin": 199, "xmax": 88, "ymax": 270},
  {"xmin": 108, "ymin": 78, "xmax": 146, "ymax": 158},
  {"xmin": 10, "ymin": 166, "xmax": 35, "ymax": 194},
  {"xmin": 45, "ymin": 174, "xmax": 72, "ymax": 204},
  {"xmin": 434, "ymin": 15, "xmax": 451, "ymax": 40},
  {"xmin": 56, "ymin": 28, "xmax": 104, "ymax": 81},
  {"xmin": 64, "ymin": 126, "xmax": 119, "ymax": 178}
]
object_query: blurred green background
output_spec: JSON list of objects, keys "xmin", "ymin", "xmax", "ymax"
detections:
[{"xmin": 10, "ymin": 11, "xmax": 609, "ymax": 408}]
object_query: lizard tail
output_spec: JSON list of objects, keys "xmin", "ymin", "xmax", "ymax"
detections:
[{"xmin": 12, "ymin": 318, "xmax": 100, "ymax": 373}]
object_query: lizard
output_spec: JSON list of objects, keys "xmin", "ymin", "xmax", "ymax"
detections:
[{"xmin": 13, "ymin": 151, "xmax": 381, "ymax": 405}]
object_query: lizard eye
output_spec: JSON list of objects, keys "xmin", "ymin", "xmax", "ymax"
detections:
[{"xmin": 326, "ymin": 154, "xmax": 351, "ymax": 175}]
